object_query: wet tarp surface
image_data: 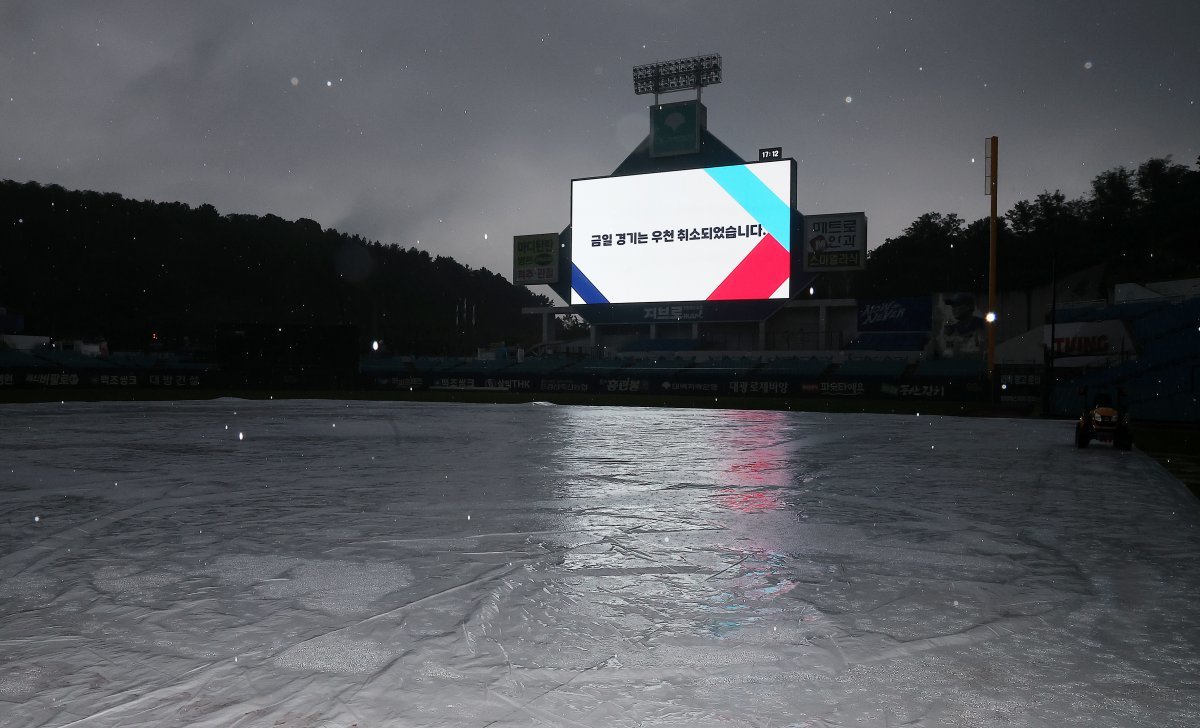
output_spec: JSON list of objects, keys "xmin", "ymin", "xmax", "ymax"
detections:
[{"xmin": 2, "ymin": 400, "xmax": 1197, "ymax": 726}]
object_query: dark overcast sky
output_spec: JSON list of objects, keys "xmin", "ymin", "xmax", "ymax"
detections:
[{"xmin": 3, "ymin": 1, "xmax": 1197, "ymax": 294}]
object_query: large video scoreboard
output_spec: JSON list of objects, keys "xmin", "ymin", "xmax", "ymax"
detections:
[{"xmin": 570, "ymin": 160, "xmax": 795, "ymax": 307}]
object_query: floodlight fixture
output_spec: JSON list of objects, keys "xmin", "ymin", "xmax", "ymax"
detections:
[{"xmin": 633, "ymin": 53, "xmax": 722, "ymax": 100}]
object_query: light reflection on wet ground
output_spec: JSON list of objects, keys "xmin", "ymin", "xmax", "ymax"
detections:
[{"xmin": 1, "ymin": 400, "xmax": 1198, "ymax": 727}]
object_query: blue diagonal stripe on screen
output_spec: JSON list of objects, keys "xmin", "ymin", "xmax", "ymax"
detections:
[
  {"xmin": 571, "ymin": 263, "xmax": 609, "ymax": 304},
  {"xmin": 704, "ymin": 165, "xmax": 791, "ymax": 251}
]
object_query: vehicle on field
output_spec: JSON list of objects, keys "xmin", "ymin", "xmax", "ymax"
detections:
[{"xmin": 1075, "ymin": 387, "xmax": 1133, "ymax": 450}]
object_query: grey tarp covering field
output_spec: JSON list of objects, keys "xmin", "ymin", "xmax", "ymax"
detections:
[{"xmin": 1, "ymin": 400, "xmax": 1198, "ymax": 726}]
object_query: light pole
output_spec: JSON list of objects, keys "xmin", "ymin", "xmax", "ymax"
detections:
[
  {"xmin": 1047, "ymin": 236, "xmax": 1058, "ymax": 416},
  {"xmin": 985, "ymin": 136, "xmax": 999, "ymax": 397}
]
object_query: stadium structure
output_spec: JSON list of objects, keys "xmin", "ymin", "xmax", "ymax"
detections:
[
  {"xmin": 365, "ymin": 55, "xmax": 1198, "ymax": 421},
  {"xmin": 443, "ymin": 54, "xmax": 1196, "ymax": 420},
  {"xmin": 3, "ymin": 55, "xmax": 1197, "ymax": 421}
]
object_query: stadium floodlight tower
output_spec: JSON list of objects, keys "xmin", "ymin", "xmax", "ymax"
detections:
[
  {"xmin": 632, "ymin": 53, "xmax": 722, "ymax": 105},
  {"xmin": 633, "ymin": 54, "xmax": 723, "ymax": 159}
]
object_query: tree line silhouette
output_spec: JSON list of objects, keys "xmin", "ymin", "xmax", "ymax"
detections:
[
  {"xmin": 857, "ymin": 155, "xmax": 1200, "ymax": 299},
  {"xmin": 1, "ymin": 180, "xmax": 551, "ymax": 354},
  {"xmin": 3, "ymin": 155, "xmax": 1197, "ymax": 356}
]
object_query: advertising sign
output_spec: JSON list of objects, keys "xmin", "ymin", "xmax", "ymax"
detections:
[
  {"xmin": 512, "ymin": 233, "xmax": 560, "ymax": 285},
  {"xmin": 803, "ymin": 212, "xmax": 867, "ymax": 271},
  {"xmin": 1044, "ymin": 320, "xmax": 1137, "ymax": 367},
  {"xmin": 574, "ymin": 299, "xmax": 788, "ymax": 325},
  {"xmin": 857, "ymin": 297, "xmax": 933, "ymax": 332},
  {"xmin": 999, "ymin": 368, "xmax": 1043, "ymax": 404},
  {"xmin": 934, "ymin": 292, "xmax": 986, "ymax": 359},
  {"xmin": 570, "ymin": 160, "xmax": 794, "ymax": 306}
]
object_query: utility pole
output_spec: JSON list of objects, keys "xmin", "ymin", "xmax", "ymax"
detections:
[
  {"xmin": 985, "ymin": 136, "xmax": 999, "ymax": 396},
  {"xmin": 1047, "ymin": 239, "xmax": 1058, "ymax": 415}
]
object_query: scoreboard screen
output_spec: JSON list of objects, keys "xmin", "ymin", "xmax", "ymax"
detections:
[{"xmin": 570, "ymin": 160, "xmax": 794, "ymax": 306}]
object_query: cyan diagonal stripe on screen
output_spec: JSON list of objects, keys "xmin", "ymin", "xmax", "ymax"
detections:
[
  {"xmin": 570, "ymin": 263, "xmax": 608, "ymax": 304},
  {"xmin": 704, "ymin": 165, "xmax": 791, "ymax": 251}
]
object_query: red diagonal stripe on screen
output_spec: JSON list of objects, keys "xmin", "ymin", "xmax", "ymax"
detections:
[{"xmin": 707, "ymin": 235, "xmax": 790, "ymax": 301}]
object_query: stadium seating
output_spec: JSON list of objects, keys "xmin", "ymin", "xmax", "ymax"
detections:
[
  {"xmin": 758, "ymin": 357, "xmax": 832, "ymax": 379},
  {"xmin": 32, "ymin": 350, "xmax": 120, "ymax": 369},
  {"xmin": 0, "ymin": 349, "xmax": 55, "ymax": 370},
  {"xmin": 844, "ymin": 331, "xmax": 929, "ymax": 351},
  {"xmin": 502, "ymin": 358, "xmax": 572, "ymax": 376},
  {"xmin": 911, "ymin": 358, "xmax": 987, "ymax": 380},
  {"xmin": 559, "ymin": 358, "xmax": 629, "ymax": 377},
  {"xmin": 621, "ymin": 338, "xmax": 705, "ymax": 353},
  {"xmin": 830, "ymin": 358, "xmax": 909, "ymax": 379}
]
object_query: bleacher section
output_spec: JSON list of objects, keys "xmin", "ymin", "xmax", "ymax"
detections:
[
  {"xmin": 912, "ymin": 358, "xmax": 987, "ymax": 380},
  {"xmin": 33, "ymin": 350, "xmax": 121, "ymax": 370},
  {"xmin": 452, "ymin": 359, "xmax": 512, "ymax": 377},
  {"xmin": 621, "ymin": 338, "xmax": 705, "ymax": 353},
  {"xmin": 0, "ymin": 347, "xmax": 212, "ymax": 392},
  {"xmin": 500, "ymin": 357, "xmax": 572, "ymax": 376},
  {"xmin": 4, "ymin": 291, "xmax": 1192, "ymax": 419},
  {"xmin": 410, "ymin": 357, "xmax": 466, "ymax": 374},
  {"xmin": 0, "ymin": 350, "xmax": 54, "ymax": 370},
  {"xmin": 845, "ymin": 332, "xmax": 929, "ymax": 352},
  {"xmin": 559, "ymin": 358, "xmax": 629, "ymax": 377},
  {"xmin": 621, "ymin": 357, "xmax": 695, "ymax": 377},
  {"xmin": 758, "ymin": 357, "xmax": 832, "ymax": 379},
  {"xmin": 1129, "ymin": 298, "xmax": 1200, "ymax": 341},
  {"xmin": 696, "ymin": 356, "xmax": 761, "ymax": 377},
  {"xmin": 1055, "ymin": 298, "xmax": 1171, "ymax": 324},
  {"xmin": 833, "ymin": 358, "xmax": 910, "ymax": 380},
  {"xmin": 1050, "ymin": 295, "xmax": 1200, "ymax": 421}
]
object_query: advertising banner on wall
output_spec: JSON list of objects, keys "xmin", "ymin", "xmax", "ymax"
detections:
[
  {"xmin": 1044, "ymin": 320, "xmax": 1138, "ymax": 367},
  {"xmin": 512, "ymin": 233, "xmax": 560, "ymax": 285},
  {"xmin": 575, "ymin": 298, "xmax": 788, "ymax": 325},
  {"xmin": 934, "ymin": 292, "xmax": 986, "ymax": 358},
  {"xmin": 857, "ymin": 297, "xmax": 933, "ymax": 332},
  {"xmin": 570, "ymin": 160, "xmax": 795, "ymax": 306},
  {"xmin": 802, "ymin": 212, "xmax": 867, "ymax": 271}
]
